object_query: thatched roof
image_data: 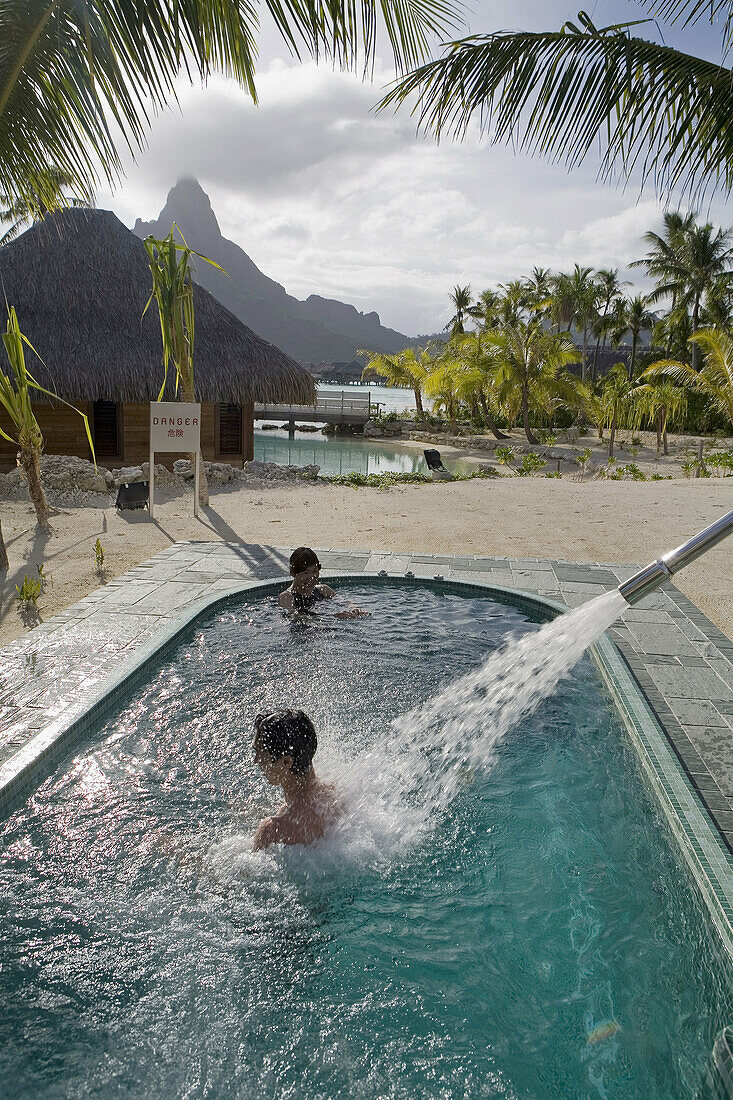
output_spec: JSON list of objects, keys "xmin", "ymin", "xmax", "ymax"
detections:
[{"xmin": 0, "ymin": 208, "xmax": 315, "ymax": 404}]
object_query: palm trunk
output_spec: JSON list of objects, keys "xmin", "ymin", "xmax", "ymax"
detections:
[
  {"xmin": 0, "ymin": 513, "xmax": 8, "ymax": 571},
  {"xmin": 478, "ymin": 394, "xmax": 509, "ymax": 439},
  {"xmin": 582, "ymin": 327, "xmax": 588, "ymax": 383},
  {"xmin": 413, "ymin": 387, "xmax": 426, "ymax": 422},
  {"xmin": 20, "ymin": 445, "xmax": 50, "ymax": 530},
  {"xmin": 656, "ymin": 409, "xmax": 662, "ymax": 453},
  {"xmin": 662, "ymin": 412, "xmax": 669, "ymax": 457},
  {"xmin": 609, "ymin": 414, "xmax": 617, "ymax": 459},
  {"xmin": 628, "ymin": 333, "xmax": 638, "ymax": 381},
  {"xmin": 692, "ymin": 300, "xmax": 700, "ymax": 370},
  {"xmin": 522, "ymin": 387, "xmax": 538, "ymax": 444},
  {"xmin": 181, "ymin": 371, "xmax": 208, "ymax": 506}
]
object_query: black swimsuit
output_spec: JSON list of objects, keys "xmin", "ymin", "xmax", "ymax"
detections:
[{"xmin": 292, "ymin": 585, "xmax": 328, "ymax": 613}]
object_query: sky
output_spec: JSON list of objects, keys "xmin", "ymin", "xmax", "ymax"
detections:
[{"xmin": 95, "ymin": 0, "xmax": 732, "ymax": 336}]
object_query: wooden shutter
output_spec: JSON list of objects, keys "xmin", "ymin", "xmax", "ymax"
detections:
[
  {"xmin": 219, "ymin": 404, "xmax": 242, "ymax": 454},
  {"xmin": 92, "ymin": 401, "xmax": 120, "ymax": 458}
]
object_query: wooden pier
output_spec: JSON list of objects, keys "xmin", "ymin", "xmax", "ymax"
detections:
[{"xmin": 254, "ymin": 389, "xmax": 373, "ymax": 432}]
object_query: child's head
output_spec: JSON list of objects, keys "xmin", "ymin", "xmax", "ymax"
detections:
[
  {"xmin": 253, "ymin": 709, "xmax": 317, "ymax": 780},
  {"xmin": 289, "ymin": 547, "xmax": 320, "ymax": 578}
]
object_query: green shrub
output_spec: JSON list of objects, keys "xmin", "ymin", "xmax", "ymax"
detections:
[
  {"xmin": 544, "ymin": 471, "xmax": 562, "ymax": 478},
  {"xmin": 16, "ymin": 574, "xmax": 42, "ymax": 606},
  {"xmin": 517, "ymin": 453, "xmax": 547, "ymax": 477}
]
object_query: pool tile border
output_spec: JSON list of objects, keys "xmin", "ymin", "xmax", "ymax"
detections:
[{"xmin": 1, "ymin": 543, "xmax": 733, "ymax": 958}]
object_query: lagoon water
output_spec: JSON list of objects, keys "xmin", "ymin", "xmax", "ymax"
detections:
[{"xmin": 254, "ymin": 384, "xmax": 478, "ymax": 476}]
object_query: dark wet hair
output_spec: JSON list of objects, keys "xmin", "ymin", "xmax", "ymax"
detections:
[
  {"xmin": 289, "ymin": 547, "xmax": 320, "ymax": 576},
  {"xmin": 253, "ymin": 710, "xmax": 317, "ymax": 776}
]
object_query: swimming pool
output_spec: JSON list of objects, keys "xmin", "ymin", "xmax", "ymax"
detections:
[{"xmin": 1, "ymin": 584, "xmax": 730, "ymax": 1098}]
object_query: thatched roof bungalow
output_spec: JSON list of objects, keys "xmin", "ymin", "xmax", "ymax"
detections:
[{"xmin": 0, "ymin": 208, "xmax": 315, "ymax": 467}]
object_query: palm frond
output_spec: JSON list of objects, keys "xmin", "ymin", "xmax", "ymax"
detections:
[
  {"xmin": 380, "ymin": 22, "xmax": 733, "ymax": 199},
  {"xmin": 0, "ymin": 0, "xmax": 459, "ymax": 205}
]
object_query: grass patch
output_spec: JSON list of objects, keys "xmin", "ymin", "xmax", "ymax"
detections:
[{"xmin": 323, "ymin": 469, "xmax": 500, "ymax": 490}]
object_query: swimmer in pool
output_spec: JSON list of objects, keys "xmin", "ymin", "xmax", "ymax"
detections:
[
  {"xmin": 278, "ymin": 547, "xmax": 366, "ymax": 618},
  {"xmin": 252, "ymin": 710, "xmax": 344, "ymax": 850}
]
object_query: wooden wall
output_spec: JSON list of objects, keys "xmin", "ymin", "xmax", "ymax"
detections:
[
  {"xmin": 0, "ymin": 401, "xmax": 93, "ymax": 470},
  {"xmin": 0, "ymin": 400, "xmax": 254, "ymax": 470}
]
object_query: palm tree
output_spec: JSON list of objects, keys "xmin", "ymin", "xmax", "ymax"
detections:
[
  {"xmin": 449, "ymin": 331, "xmax": 510, "ymax": 438},
  {"xmin": 634, "ymin": 218, "xmax": 733, "ymax": 369},
  {"xmin": 613, "ymin": 295, "xmax": 656, "ymax": 380},
  {"xmin": 422, "ymin": 355, "xmax": 463, "ymax": 433},
  {"xmin": 380, "ymin": 9, "xmax": 733, "ymax": 202},
  {"xmin": 446, "ymin": 285, "xmax": 481, "ymax": 335},
  {"xmin": 1, "ymin": 0, "xmax": 456, "ymax": 211},
  {"xmin": 482, "ymin": 320, "xmax": 581, "ymax": 443},
  {"xmin": 591, "ymin": 269, "xmax": 629, "ymax": 380},
  {"xmin": 642, "ymin": 328, "xmax": 733, "ymax": 428},
  {"xmin": 632, "ymin": 379, "xmax": 687, "ymax": 454},
  {"xmin": 0, "ymin": 167, "xmax": 90, "ymax": 245},
  {"xmin": 548, "ymin": 266, "xmax": 599, "ymax": 381},
  {"xmin": 359, "ymin": 345, "xmax": 433, "ymax": 420},
  {"xmin": 523, "ymin": 267, "xmax": 552, "ymax": 321},
  {"xmin": 602, "ymin": 365, "xmax": 635, "ymax": 459},
  {"xmin": 476, "ymin": 288, "xmax": 503, "ymax": 330}
]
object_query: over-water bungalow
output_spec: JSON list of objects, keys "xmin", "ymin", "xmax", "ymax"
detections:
[{"xmin": 0, "ymin": 208, "xmax": 315, "ymax": 469}]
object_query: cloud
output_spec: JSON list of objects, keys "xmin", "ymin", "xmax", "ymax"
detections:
[{"xmin": 95, "ymin": 38, "xmax": 733, "ymax": 335}]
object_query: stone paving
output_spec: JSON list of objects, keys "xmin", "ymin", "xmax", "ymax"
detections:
[{"xmin": 1, "ymin": 541, "xmax": 732, "ymax": 855}]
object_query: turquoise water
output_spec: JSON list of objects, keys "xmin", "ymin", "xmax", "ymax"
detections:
[
  {"xmin": 253, "ymin": 429, "xmax": 476, "ymax": 476},
  {"xmin": 1, "ymin": 585, "xmax": 730, "ymax": 1098},
  {"xmin": 255, "ymin": 383, "xmax": 471, "ymax": 476}
]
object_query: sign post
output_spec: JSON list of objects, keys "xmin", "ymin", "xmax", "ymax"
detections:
[{"xmin": 149, "ymin": 401, "xmax": 202, "ymax": 518}]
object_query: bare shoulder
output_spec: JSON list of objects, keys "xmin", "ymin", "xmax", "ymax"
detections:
[
  {"xmin": 318, "ymin": 583, "xmax": 336, "ymax": 598},
  {"xmin": 278, "ymin": 588, "xmax": 294, "ymax": 608}
]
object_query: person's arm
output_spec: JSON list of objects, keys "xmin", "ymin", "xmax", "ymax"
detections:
[
  {"xmin": 319, "ymin": 585, "xmax": 367, "ymax": 618},
  {"xmin": 253, "ymin": 817, "xmax": 281, "ymax": 851}
]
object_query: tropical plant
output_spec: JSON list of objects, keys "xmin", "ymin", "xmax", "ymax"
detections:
[
  {"xmin": 601, "ymin": 365, "xmax": 635, "ymax": 459},
  {"xmin": 380, "ymin": 8, "xmax": 733, "ymax": 201},
  {"xmin": 143, "ymin": 226, "xmax": 226, "ymax": 506},
  {"xmin": 360, "ymin": 345, "xmax": 435, "ymax": 419},
  {"xmin": 448, "ymin": 331, "xmax": 510, "ymax": 438},
  {"xmin": 633, "ymin": 218, "xmax": 733, "ymax": 369},
  {"xmin": 612, "ymin": 295, "xmax": 656, "ymax": 379},
  {"xmin": 481, "ymin": 321, "xmax": 581, "ymax": 443},
  {"xmin": 421, "ymin": 353, "xmax": 465, "ymax": 433},
  {"xmin": 642, "ymin": 328, "xmax": 733, "ymax": 428},
  {"xmin": 591, "ymin": 269, "xmax": 629, "ymax": 380},
  {"xmin": 548, "ymin": 266, "xmax": 599, "ymax": 381},
  {"xmin": 632, "ymin": 379, "xmax": 687, "ymax": 454},
  {"xmin": 446, "ymin": 285, "xmax": 481, "ymax": 335},
  {"xmin": 1, "ymin": 0, "xmax": 456, "ymax": 212},
  {"xmin": 94, "ymin": 537, "xmax": 105, "ymax": 570},
  {"xmin": 0, "ymin": 307, "xmax": 94, "ymax": 532},
  {"xmin": 15, "ymin": 573, "xmax": 42, "ymax": 606}
]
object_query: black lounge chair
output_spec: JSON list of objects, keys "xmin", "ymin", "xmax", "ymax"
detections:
[
  {"xmin": 115, "ymin": 481, "xmax": 149, "ymax": 510},
  {"xmin": 423, "ymin": 449, "xmax": 451, "ymax": 480}
]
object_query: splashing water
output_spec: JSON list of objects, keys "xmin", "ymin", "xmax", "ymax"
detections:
[{"xmin": 341, "ymin": 588, "xmax": 628, "ymax": 851}]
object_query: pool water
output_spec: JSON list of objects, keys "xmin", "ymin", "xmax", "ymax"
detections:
[{"xmin": 1, "ymin": 585, "xmax": 730, "ymax": 1099}]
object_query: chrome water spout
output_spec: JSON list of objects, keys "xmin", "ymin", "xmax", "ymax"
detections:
[{"xmin": 618, "ymin": 509, "xmax": 733, "ymax": 606}]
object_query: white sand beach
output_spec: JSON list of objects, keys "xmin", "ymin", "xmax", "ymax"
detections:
[{"xmin": 1, "ymin": 477, "xmax": 730, "ymax": 647}]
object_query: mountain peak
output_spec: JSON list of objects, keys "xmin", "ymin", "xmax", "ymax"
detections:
[{"xmin": 134, "ymin": 177, "xmax": 221, "ymax": 240}]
